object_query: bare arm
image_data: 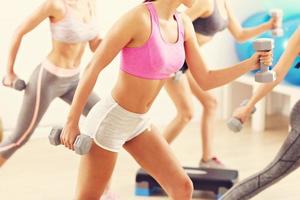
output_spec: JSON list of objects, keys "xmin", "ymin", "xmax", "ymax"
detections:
[
  {"xmin": 245, "ymin": 29, "xmax": 300, "ymax": 112},
  {"xmin": 182, "ymin": 14, "xmax": 271, "ymax": 90},
  {"xmin": 6, "ymin": 0, "xmax": 64, "ymax": 75},
  {"xmin": 226, "ymin": 0, "xmax": 274, "ymax": 42},
  {"xmin": 89, "ymin": 35, "xmax": 102, "ymax": 52}
]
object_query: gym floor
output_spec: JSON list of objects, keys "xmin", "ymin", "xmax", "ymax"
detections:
[{"xmin": 1, "ymin": 115, "xmax": 299, "ymax": 200}]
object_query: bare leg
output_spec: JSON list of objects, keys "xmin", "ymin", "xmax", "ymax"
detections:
[
  {"xmin": 164, "ymin": 75, "xmax": 194, "ymax": 143},
  {"xmin": 186, "ymin": 71, "xmax": 218, "ymax": 162},
  {"xmin": 75, "ymin": 144, "xmax": 118, "ymax": 200},
  {"xmin": 124, "ymin": 125, "xmax": 193, "ymax": 200}
]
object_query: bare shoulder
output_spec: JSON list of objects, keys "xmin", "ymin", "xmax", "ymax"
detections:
[
  {"xmin": 116, "ymin": 4, "xmax": 151, "ymax": 33},
  {"xmin": 43, "ymin": 0, "xmax": 65, "ymax": 17}
]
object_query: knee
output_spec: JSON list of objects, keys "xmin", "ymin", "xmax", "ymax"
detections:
[
  {"xmin": 172, "ymin": 176, "xmax": 194, "ymax": 200},
  {"xmin": 178, "ymin": 107, "xmax": 194, "ymax": 123},
  {"xmin": 202, "ymin": 96, "xmax": 218, "ymax": 113}
]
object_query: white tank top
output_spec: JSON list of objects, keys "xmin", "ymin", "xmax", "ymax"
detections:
[{"xmin": 50, "ymin": 1, "xmax": 99, "ymax": 44}]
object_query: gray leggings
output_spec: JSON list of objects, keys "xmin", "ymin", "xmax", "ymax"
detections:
[
  {"xmin": 220, "ymin": 100, "xmax": 300, "ymax": 200},
  {"xmin": 0, "ymin": 63, "xmax": 100, "ymax": 159}
]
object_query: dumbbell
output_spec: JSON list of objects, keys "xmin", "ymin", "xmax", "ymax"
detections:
[
  {"xmin": 2, "ymin": 77, "xmax": 26, "ymax": 91},
  {"xmin": 270, "ymin": 9, "xmax": 284, "ymax": 37},
  {"xmin": 253, "ymin": 38, "xmax": 276, "ymax": 83},
  {"xmin": 227, "ymin": 100, "xmax": 256, "ymax": 133},
  {"xmin": 49, "ymin": 127, "xmax": 92, "ymax": 155}
]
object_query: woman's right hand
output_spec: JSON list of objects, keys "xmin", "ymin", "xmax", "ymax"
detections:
[
  {"xmin": 3, "ymin": 72, "xmax": 17, "ymax": 87},
  {"xmin": 61, "ymin": 122, "xmax": 81, "ymax": 151},
  {"xmin": 233, "ymin": 105, "xmax": 254, "ymax": 124}
]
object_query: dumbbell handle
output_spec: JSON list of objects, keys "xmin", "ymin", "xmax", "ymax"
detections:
[
  {"xmin": 253, "ymin": 38, "xmax": 274, "ymax": 72},
  {"xmin": 257, "ymin": 50, "xmax": 271, "ymax": 72}
]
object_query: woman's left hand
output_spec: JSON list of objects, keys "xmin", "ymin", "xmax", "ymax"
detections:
[{"xmin": 249, "ymin": 51, "xmax": 273, "ymax": 70}]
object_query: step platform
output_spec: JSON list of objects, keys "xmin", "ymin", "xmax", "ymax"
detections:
[{"xmin": 135, "ymin": 167, "xmax": 238, "ymax": 198}]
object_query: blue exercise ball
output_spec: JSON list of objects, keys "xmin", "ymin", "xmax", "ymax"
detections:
[{"xmin": 235, "ymin": 12, "xmax": 300, "ymax": 86}]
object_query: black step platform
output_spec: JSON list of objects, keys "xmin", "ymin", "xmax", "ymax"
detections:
[{"xmin": 135, "ymin": 167, "xmax": 238, "ymax": 198}]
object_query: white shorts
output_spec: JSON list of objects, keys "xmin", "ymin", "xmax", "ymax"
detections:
[{"xmin": 85, "ymin": 95, "xmax": 151, "ymax": 152}]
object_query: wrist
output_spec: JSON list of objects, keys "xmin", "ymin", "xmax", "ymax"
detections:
[
  {"xmin": 7, "ymin": 68, "xmax": 15, "ymax": 75},
  {"xmin": 247, "ymin": 99, "xmax": 257, "ymax": 111},
  {"xmin": 66, "ymin": 115, "xmax": 79, "ymax": 127},
  {"xmin": 245, "ymin": 58, "xmax": 256, "ymax": 71},
  {"xmin": 264, "ymin": 21, "xmax": 273, "ymax": 30}
]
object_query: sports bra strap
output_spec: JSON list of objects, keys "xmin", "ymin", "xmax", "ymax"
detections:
[{"xmin": 144, "ymin": 2, "xmax": 159, "ymax": 25}]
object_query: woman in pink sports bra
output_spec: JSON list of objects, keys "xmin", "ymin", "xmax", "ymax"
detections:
[{"xmin": 60, "ymin": 0, "xmax": 272, "ymax": 199}]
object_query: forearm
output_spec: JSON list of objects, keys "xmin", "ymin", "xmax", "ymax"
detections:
[
  {"xmin": 191, "ymin": 59, "xmax": 253, "ymax": 90},
  {"xmin": 237, "ymin": 22, "xmax": 271, "ymax": 42},
  {"xmin": 6, "ymin": 33, "xmax": 22, "ymax": 74}
]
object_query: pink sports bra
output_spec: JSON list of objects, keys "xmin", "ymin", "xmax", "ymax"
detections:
[
  {"xmin": 50, "ymin": 0, "xmax": 98, "ymax": 44},
  {"xmin": 120, "ymin": 2, "xmax": 185, "ymax": 80}
]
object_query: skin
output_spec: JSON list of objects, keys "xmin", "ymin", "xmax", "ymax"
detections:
[
  {"xmin": 232, "ymin": 28, "xmax": 300, "ymax": 124},
  {"xmin": 0, "ymin": 118, "xmax": 3, "ymax": 143},
  {"xmin": 0, "ymin": 0, "xmax": 101, "ymax": 166},
  {"xmin": 60, "ymin": 0, "xmax": 271, "ymax": 199},
  {"xmin": 163, "ymin": 0, "xmax": 279, "ymax": 163}
]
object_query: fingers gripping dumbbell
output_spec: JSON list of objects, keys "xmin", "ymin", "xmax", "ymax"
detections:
[
  {"xmin": 227, "ymin": 100, "xmax": 256, "ymax": 133},
  {"xmin": 270, "ymin": 9, "xmax": 284, "ymax": 37},
  {"xmin": 49, "ymin": 127, "xmax": 92, "ymax": 155},
  {"xmin": 253, "ymin": 38, "xmax": 276, "ymax": 83},
  {"xmin": 2, "ymin": 77, "xmax": 26, "ymax": 91}
]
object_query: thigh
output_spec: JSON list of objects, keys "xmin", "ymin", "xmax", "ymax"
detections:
[
  {"xmin": 123, "ymin": 126, "xmax": 189, "ymax": 191},
  {"xmin": 76, "ymin": 143, "xmax": 118, "ymax": 199},
  {"xmin": 164, "ymin": 75, "xmax": 194, "ymax": 112}
]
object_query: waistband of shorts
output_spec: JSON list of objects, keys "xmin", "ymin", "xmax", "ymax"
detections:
[
  {"xmin": 42, "ymin": 59, "xmax": 80, "ymax": 77},
  {"xmin": 107, "ymin": 94, "xmax": 149, "ymax": 118}
]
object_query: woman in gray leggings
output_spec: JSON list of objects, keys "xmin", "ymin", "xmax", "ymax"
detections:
[
  {"xmin": 221, "ymin": 28, "xmax": 300, "ymax": 200},
  {"xmin": 0, "ymin": 0, "xmax": 101, "ymax": 167}
]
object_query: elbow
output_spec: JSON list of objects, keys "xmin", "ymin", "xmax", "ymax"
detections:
[
  {"xmin": 197, "ymin": 80, "xmax": 212, "ymax": 91},
  {"xmin": 201, "ymin": 83, "xmax": 211, "ymax": 91},
  {"xmin": 235, "ymin": 35, "xmax": 247, "ymax": 43},
  {"xmin": 13, "ymin": 26, "xmax": 25, "ymax": 41},
  {"xmin": 234, "ymin": 31, "xmax": 247, "ymax": 43}
]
